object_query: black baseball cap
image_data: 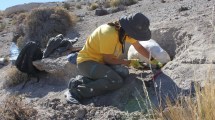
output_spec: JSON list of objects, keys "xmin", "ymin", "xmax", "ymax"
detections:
[{"xmin": 119, "ymin": 12, "xmax": 151, "ymax": 41}]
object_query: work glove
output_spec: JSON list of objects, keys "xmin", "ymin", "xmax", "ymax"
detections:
[
  {"xmin": 129, "ymin": 59, "xmax": 143, "ymax": 69},
  {"xmin": 150, "ymin": 59, "xmax": 163, "ymax": 69}
]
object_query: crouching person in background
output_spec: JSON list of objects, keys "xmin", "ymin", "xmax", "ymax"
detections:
[{"xmin": 65, "ymin": 12, "xmax": 152, "ymax": 104}]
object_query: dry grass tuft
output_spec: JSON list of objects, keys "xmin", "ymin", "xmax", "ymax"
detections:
[
  {"xmin": 63, "ymin": 2, "xmax": 71, "ymax": 10},
  {"xmin": 109, "ymin": 0, "xmax": 121, "ymax": 7},
  {"xmin": 0, "ymin": 22, "xmax": 6, "ymax": 32},
  {"xmin": 0, "ymin": 10, "xmax": 4, "ymax": 17},
  {"xmin": 109, "ymin": 0, "xmax": 137, "ymax": 7},
  {"xmin": 23, "ymin": 7, "xmax": 76, "ymax": 48},
  {"xmin": 154, "ymin": 82, "xmax": 215, "ymax": 119},
  {"xmin": 12, "ymin": 12, "xmax": 28, "ymax": 25},
  {"xmin": 76, "ymin": 3, "xmax": 82, "ymax": 9},
  {"xmin": 0, "ymin": 95, "xmax": 37, "ymax": 120},
  {"xmin": 16, "ymin": 36, "xmax": 26, "ymax": 49},
  {"xmin": 3, "ymin": 66, "xmax": 28, "ymax": 88},
  {"xmin": 88, "ymin": 3, "xmax": 99, "ymax": 10},
  {"xmin": 0, "ymin": 11, "xmax": 6, "ymax": 32},
  {"xmin": 6, "ymin": 10, "xmax": 26, "ymax": 18}
]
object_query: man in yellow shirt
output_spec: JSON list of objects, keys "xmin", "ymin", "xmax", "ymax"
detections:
[{"xmin": 66, "ymin": 12, "xmax": 151, "ymax": 104}]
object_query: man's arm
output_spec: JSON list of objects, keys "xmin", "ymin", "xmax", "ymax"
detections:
[
  {"xmin": 132, "ymin": 41, "xmax": 151, "ymax": 62},
  {"xmin": 103, "ymin": 54, "xmax": 130, "ymax": 66}
]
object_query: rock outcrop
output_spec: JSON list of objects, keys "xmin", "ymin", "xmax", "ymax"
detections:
[{"xmin": 33, "ymin": 56, "xmax": 80, "ymax": 80}]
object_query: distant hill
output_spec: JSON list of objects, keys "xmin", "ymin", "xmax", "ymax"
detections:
[{"xmin": 4, "ymin": 2, "xmax": 63, "ymax": 17}]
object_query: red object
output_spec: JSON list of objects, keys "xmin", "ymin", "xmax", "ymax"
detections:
[{"xmin": 152, "ymin": 70, "xmax": 162, "ymax": 80}]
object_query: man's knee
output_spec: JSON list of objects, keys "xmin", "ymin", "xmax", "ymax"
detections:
[
  {"xmin": 106, "ymin": 71, "xmax": 124, "ymax": 88},
  {"xmin": 110, "ymin": 65, "xmax": 129, "ymax": 78}
]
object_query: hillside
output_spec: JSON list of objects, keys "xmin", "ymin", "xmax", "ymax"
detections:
[{"xmin": 0, "ymin": 0, "xmax": 215, "ymax": 119}]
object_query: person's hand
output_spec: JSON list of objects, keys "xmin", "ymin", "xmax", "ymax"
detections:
[
  {"xmin": 129, "ymin": 59, "xmax": 143, "ymax": 69},
  {"xmin": 150, "ymin": 59, "xmax": 163, "ymax": 68},
  {"xmin": 122, "ymin": 59, "xmax": 130, "ymax": 66}
]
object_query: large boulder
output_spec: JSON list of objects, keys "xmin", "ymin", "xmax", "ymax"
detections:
[{"xmin": 33, "ymin": 56, "xmax": 80, "ymax": 80}]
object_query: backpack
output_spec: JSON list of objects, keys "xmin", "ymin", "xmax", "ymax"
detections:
[{"xmin": 15, "ymin": 41, "xmax": 43, "ymax": 87}]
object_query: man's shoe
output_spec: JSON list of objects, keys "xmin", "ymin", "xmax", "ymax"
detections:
[
  {"xmin": 64, "ymin": 90, "xmax": 80, "ymax": 104},
  {"xmin": 68, "ymin": 75, "xmax": 83, "ymax": 89}
]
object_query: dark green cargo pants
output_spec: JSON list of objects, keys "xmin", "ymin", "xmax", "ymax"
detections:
[{"xmin": 75, "ymin": 60, "xmax": 129, "ymax": 99}]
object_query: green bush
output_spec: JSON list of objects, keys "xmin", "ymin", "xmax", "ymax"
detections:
[{"xmin": 24, "ymin": 7, "xmax": 76, "ymax": 48}]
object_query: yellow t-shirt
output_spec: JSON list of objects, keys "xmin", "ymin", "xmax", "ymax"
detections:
[{"xmin": 77, "ymin": 24, "xmax": 137, "ymax": 64}]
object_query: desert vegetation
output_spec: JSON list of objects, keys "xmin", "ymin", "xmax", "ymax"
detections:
[
  {"xmin": 63, "ymin": 2, "xmax": 71, "ymax": 10},
  {"xmin": 109, "ymin": 0, "xmax": 138, "ymax": 7},
  {"xmin": 13, "ymin": 7, "xmax": 77, "ymax": 49},
  {"xmin": 88, "ymin": 2, "xmax": 99, "ymax": 10},
  {"xmin": 0, "ymin": 11, "xmax": 6, "ymax": 32},
  {"xmin": 0, "ymin": 95, "xmax": 37, "ymax": 120},
  {"xmin": 66, "ymin": 0, "xmax": 139, "ymax": 10},
  {"xmin": 24, "ymin": 7, "xmax": 75, "ymax": 48},
  {"xmin": 0, "ymin": 21, "xmax": 6, "ymax": 32},
  {"xmin": 4, "ymin": 3, "xmax": 42, "ymax": 18},
  {"xmin": 155, "ymin": 81, "xmax": 215, "ymax": 119},
  {"xmin": 3, "ymin": 66, "xmax": 28, "ymax": 88},
  {"xmin": 0, "ymin": 0, "xmax": 214, "ymax": 119},
  {"xmin": 10, "ymin": 0, "xmax": 141, "ymax": 49}
]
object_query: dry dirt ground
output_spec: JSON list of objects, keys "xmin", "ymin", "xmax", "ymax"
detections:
[{"xmin": 0, "ymin": 0, "xmax": 215, "ymax": 119}]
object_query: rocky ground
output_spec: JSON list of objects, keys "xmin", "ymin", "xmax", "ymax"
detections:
[{"xmin": 0, "ymin": 0, "xmax": 215, "ymax": 119}]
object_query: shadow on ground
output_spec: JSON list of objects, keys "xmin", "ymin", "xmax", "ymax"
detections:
[
  {"xmin": 83, "ymin": 71, "xmax": 196, "ymax": 113},
  {"xmin": 4, "ymin": 70, "xmax": 196, "ymax": 114},
  {"xmin": 5, "ymin": 73, "xmax": 68, "ymax": 98}
]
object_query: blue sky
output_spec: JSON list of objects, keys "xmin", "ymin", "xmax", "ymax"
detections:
[{"xmin": 0, "ymin": 0, "xmax": 65, "ymax": 10}]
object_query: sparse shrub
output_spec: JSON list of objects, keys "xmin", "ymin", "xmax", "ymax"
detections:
[
  {"xmin": 0, "ymin": 22, "xmax": 6, "ymax": 32},
  {"xmin": 76, "ymin": 3, "xmax": 82, "ymax": 9},
  {"xmin": 16, "ymin": 36, "xmax": 26, "ymax": 49},
  {"xmin": 0, "ymin": 10, "xmax": 4, "ymax": 17},
  {"xmin": 13, "ymin": 12, "xmax": 28, "ymax": 25},
  {"xmin": 0, "ymin": 95, "xmax": 37, "ymax": 120},
  {"xmin": 122, "ymin": 0, "xmax": 137, "ymax": 6},
  {"xmin": 110, "ymin": 0, "xmax": 121, "ymax": 7},
  {"xmin": 0, "ymin": 16, "xmax": 3, "ymax": 20},
  {"xmin": 12, "ymin": 13, "xmax": 27, "ymax": 44},
  {"xmin": 23, "ymin": 7, "xmax": 76, "ymax": 48},
  {"xmin": 63, "ymin": 2, "xmax": 71, "ymax": 10},
  {"xmin": 103, "ymin": 1, "xmax": 111, "ymax": 8},
  {"xmin": 153, "ymin": 81, "xmax": 215, "ymax": 119},
  {"xmin": 88, "ymin": 3, "xmax": 99, "ymax": 10},
  {"xmin": 109, "ymin": 0, "xmax": 137, "ymax": 7},
  {"xmin": 80, "ymin": 1, "xmax": 87, "ymax": 6},
  {"xmin": 3, "ymin": 66, "xmax": 28, "ymax": 88},
  {"xmin": 6, "ymin": 9, "xmax": 26, "ymax": 18},
  {"xmin": 4, "ymin": 3, "xmax": 41, "ymax": 18},
  {"xmin": 108, "ymin": 4, "xmax": 126, "ymax": 13}
]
